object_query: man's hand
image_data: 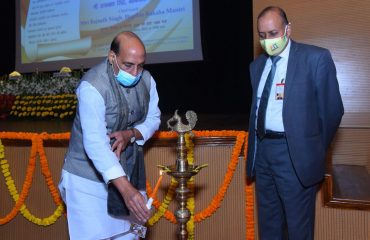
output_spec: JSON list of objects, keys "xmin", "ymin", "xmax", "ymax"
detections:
[
  {"xmin": 111, "ymin": 176, "xmax": 150, "ymax": 223},
  {"xmin": 109, "ymin": 130, "xmax": 134, "ymax": 158}
]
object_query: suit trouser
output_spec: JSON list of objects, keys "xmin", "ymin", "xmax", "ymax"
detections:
[{"xmin": 255, "ymin": 137, "xmax": 317, "ymax": 240}]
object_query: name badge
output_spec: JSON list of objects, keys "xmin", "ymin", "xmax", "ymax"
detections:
[{"xmin": 275, "ymin": 83, "xmax": 285, "ymax": 100}]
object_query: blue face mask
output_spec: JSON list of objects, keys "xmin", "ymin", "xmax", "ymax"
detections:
[{"xmin": 113, "ymin": 57, "xmax": 142, "ymax": 87}]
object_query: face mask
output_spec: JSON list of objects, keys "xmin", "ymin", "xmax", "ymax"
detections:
[
  {"xmin": 260, "ymin": 26, "xmax": 289, "ymax": 56},
  {"xmin": 113, "ymin": 56, "xmax": 142, "ymax": 87}
]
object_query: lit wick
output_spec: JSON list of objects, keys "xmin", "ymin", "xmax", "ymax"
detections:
[{"xmin": 146, "ymin": 170, "xmax": 164, "ymax": 209}]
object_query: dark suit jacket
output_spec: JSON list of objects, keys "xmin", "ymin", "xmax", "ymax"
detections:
[{"xmin": 246, "ymin": 40, "xmax": 344, "ymax": 187}]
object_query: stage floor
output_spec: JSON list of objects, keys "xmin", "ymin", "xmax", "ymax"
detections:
[{"xmin": 0, "ymin": 113, "xmax": 249, "ymax": 132}]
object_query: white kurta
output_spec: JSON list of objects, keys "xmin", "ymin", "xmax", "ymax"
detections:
[{"xmin": 59, "ymin": 76, "xmax": 161, "ymax": 240}]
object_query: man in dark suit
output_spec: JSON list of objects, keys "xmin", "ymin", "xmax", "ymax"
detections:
[{"xmin": 246, "ymin": 6, "xmax": 344, "ymax": 240}]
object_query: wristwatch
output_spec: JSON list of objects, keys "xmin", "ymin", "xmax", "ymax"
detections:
[{"xmin": 130, "ymin": 129, "xmax": 136, "ymax": 143}]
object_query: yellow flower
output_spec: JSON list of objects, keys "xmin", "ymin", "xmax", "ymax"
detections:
[
  {"xmin": 0, "ymin": 139, "xmax": 65, "ymax": 226},
  {"xmin": 60, "ymin": 66, "xmax": 72, "ymax": 73},
  {"xmin": 9, "ymin": 71, "xmax": 21, "ymax": 77}
]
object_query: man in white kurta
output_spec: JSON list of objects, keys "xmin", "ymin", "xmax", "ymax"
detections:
[{"xmin": 59, "ymin": 32, "xmax": 161, "ymax": 240}]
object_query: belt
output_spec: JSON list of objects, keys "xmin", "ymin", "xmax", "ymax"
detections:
[{"xmin": 257, "ymin": 130, "xmax": 286, "ymax": 140}]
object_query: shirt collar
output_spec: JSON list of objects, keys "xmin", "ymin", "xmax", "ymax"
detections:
[{"xmin": 277, "ymin": 39, "xmax": 291, "ymax": 60}]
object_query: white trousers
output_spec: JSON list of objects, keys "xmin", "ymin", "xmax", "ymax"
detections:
[{"xmin": 59, "ymin": 170, "xmax": 144, "ymax": 240}]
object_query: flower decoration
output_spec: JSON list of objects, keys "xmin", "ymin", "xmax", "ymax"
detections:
[
  {"xmin": 9, "ymin": 94, "xmax": 77, "ymax": 119},
  {"xmin": 8, "ymin": 71, "xmax": 22, "ymax": 78},
  {"xmin": 0, "ymin": 71, "xmax": 81, "ymax": 119},
  {"xmin": 60, "ymin": 67, "xmax": 72, "ymax": 73},
  {"xmin": 0, "ymin": 132, "xmax": 69, "ymax": 226},
  {"xmin": 0, "ymin": 131, "xmax": 254, "ymax": 240},
  {"xmin": 147, "ymin": 131, "xmax": 254, "ymax": 240}
]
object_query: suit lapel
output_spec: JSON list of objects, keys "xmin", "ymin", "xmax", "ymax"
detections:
[{"xmin": 285, "ymin": 40, "xmax": 298, "ymax": 99}]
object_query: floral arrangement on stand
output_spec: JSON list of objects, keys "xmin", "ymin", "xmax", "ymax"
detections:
[{"xmin": 0, "ymin": 69, "xmax": 81, "ymax": 120}]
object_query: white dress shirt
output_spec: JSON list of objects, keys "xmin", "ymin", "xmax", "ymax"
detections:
[
  {"xmin": 256, "ymin": 40, "xmax": 291, "ymax": 132},
  {"xmin": 59, "ymin": 76, "xmax": 160, "ymax": 240}
]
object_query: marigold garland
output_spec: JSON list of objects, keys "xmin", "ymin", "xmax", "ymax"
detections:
[
  {"xmin": 0, "ymin": 132, "xmax": 68, "ymax": 226},
  {"xmin": 244, "ymin": 133, "xmax": 255, "ymax": 240},
  {"xmin": 185, "ymin": 132, "xmax": 195, "ymax": 239},
  {"xmin": 193, "ymin": 131, "xmax": 246, "ymax": 222},
  {"xmin": 0, "ymin": 134, "xmax": 37, "ymax": 225},
  {"xmin": 147, "ymin": 177, "xmax": 178, "ymax": 225},
  {"xmin": 146, "ymin": 132, "xmax": 196, "ymax": 238},
  {"xmin": 0, "ymin": 131, "xmax": 254, "ymax": 240},
  {"xmin": 146, "ymin": 130, "xmax": 254, "ymax": 240},
  {"xmin": 10, "ymin": 94, "xmax": 77, "ymax": 119}
]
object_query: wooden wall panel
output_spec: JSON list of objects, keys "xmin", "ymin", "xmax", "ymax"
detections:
[
  {"xmin": 331, "ymin": 128, "xmax": 370, "ymax": 168},
  {"xmin": 0, "ymin": 146, "xmax": 69, "ymax": 240},
  {"xmin": 253, "ymin": 0, "xmax": 370, "ymax": 127},
  {"xmin": 251, "ymin": 185, "xmax": 370, "ymax": 240},
  {"xmin": 144, "ymin": 144, "xmax": 246, "ymax": 240},
  {"xmin": 1, "ymin": 139, "xmax": 369, "ymax": 239},
  {"xmin": 1, "ymin": 139, "xmax": 247, "ymax": 240},
  {"xmin": 315, "ymin": 190, "xmax": 370, "ymax": 240}
]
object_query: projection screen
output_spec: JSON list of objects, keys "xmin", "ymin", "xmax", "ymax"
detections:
[{"xmin": 15, "ymin": 0, "xmax": 203, "ymax": 73}]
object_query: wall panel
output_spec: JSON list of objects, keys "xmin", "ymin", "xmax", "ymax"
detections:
[{"xmin": 1, "ymin": 137, "xmax": 369, "ymax": 239}]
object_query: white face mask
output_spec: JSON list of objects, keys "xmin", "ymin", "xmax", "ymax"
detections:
[{"xmin": 260, "ymin": 26, "xmax": 289, "ymax": 56}]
